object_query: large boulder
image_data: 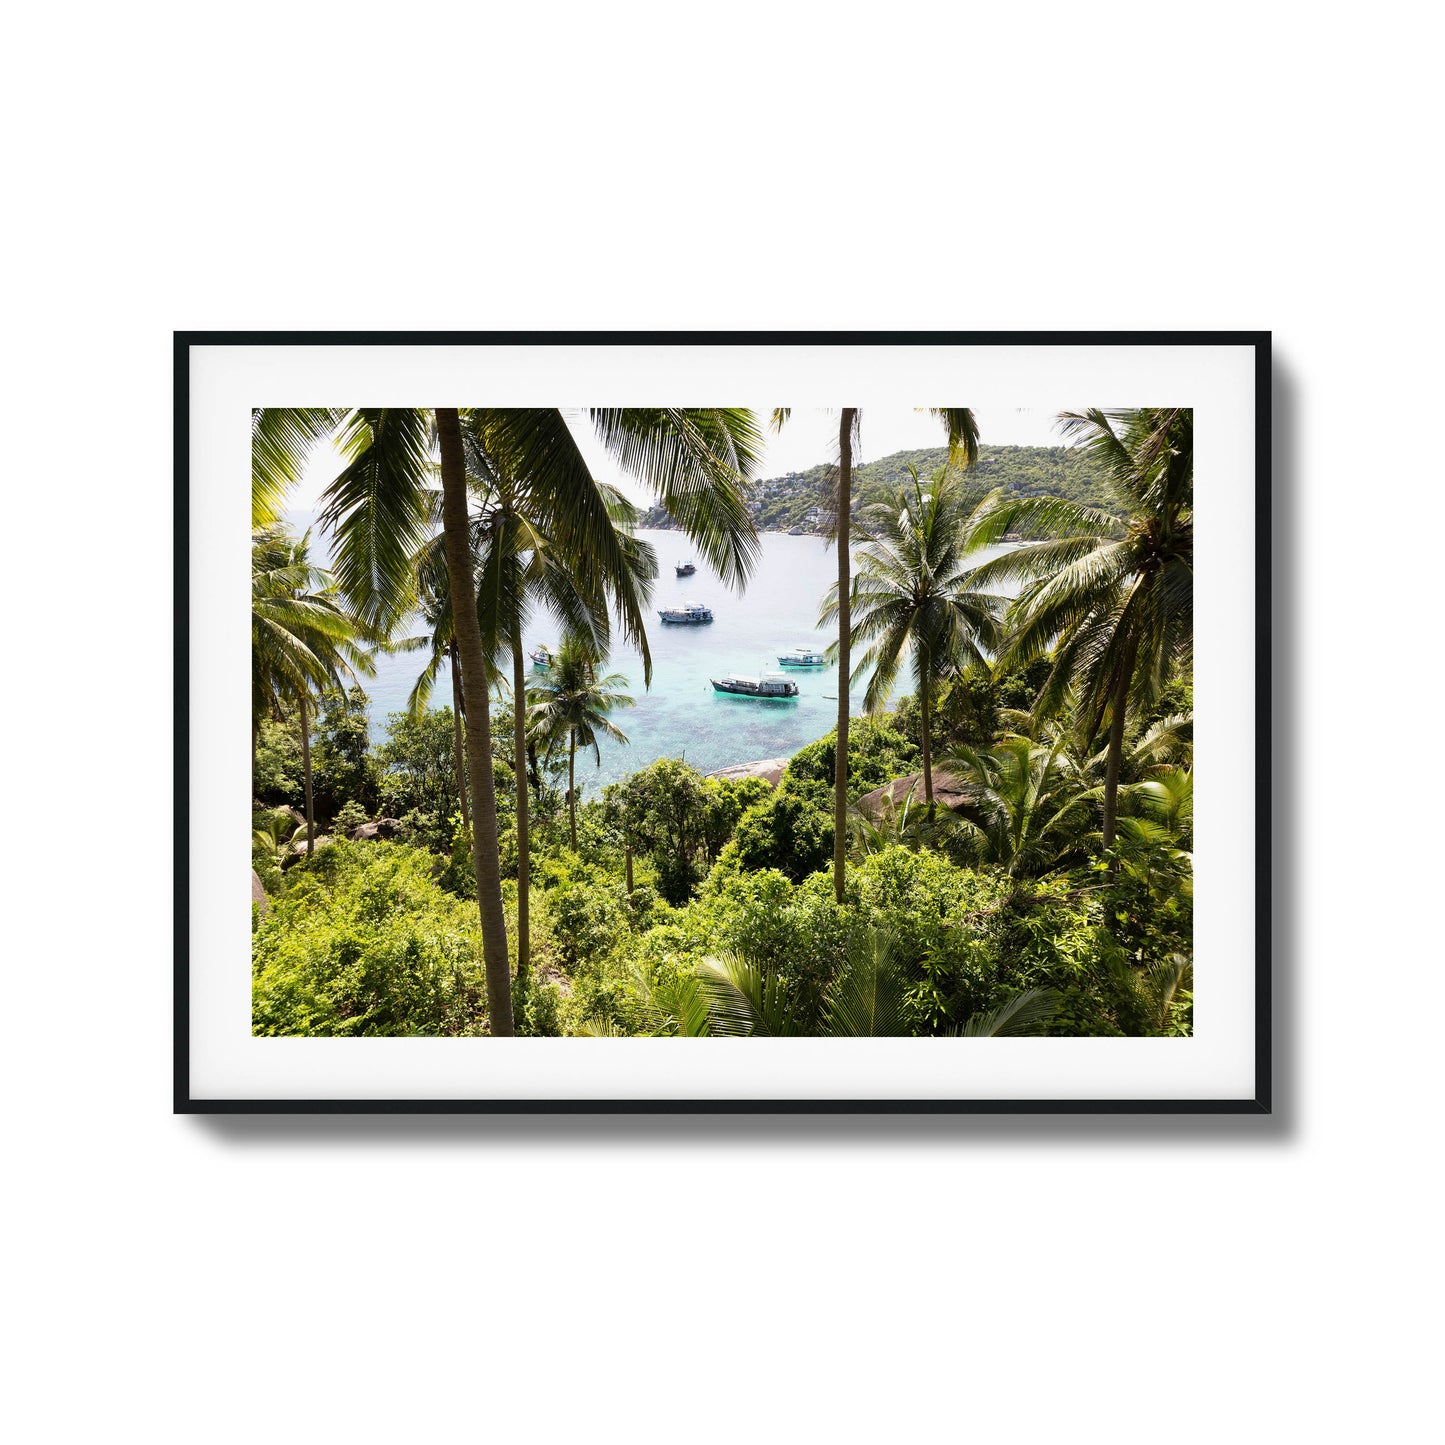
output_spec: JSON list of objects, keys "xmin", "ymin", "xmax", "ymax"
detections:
[
  {"xmin": 855, "ymin": 769, "xmax": 973, "ymax": 819},
  {"xmin": 706, "ymin": 757, "xmax": 790, "ymax": 789},
  {"xmin": 348, "ymin": 817, "xmax": 403, "ymax": 842},
  {"xmin": 251, "ymin": 869, "xmax": 271, "ymax": 917}
]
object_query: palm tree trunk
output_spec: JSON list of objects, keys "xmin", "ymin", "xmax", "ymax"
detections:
[
  {"xmin": 920, "ymin": 674, "xmax": 934, "ymax": 815},
  {"xmin": 299, "ymin": 693, "xmax": 315, "ymax": 856},
  {"xmin": 1101, "ymin": 634, "xmax": 1139, "ymax": 852},
  {"xmin": 510, "ymin": 615, "xmax": 531, "ymax": 983},
  {"xmin": 436, "ymin": 407, "xmax": 515, "ymax": 1037},
  {"xmin": 833, "ymin": 408, "xmax": 855, "ymax": 904},
  {"xmin": 448, "ymin": 641, "xmax": 470, "ymax": 830},
  {"xmin": 568, "ymin": 727, "xmax": 577, "ymax": 852}
]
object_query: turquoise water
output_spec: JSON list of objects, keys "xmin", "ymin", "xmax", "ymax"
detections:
[{"xmin": 294, "ymin": 518, "xmax": 1012, "ymax": 796}]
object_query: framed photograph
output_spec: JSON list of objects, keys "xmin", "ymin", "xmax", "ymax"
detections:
[{"xmin": 178, "ymin": 331, "xmax": 1269, "ymax": 1113}]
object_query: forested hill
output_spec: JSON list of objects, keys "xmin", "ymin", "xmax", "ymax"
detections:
[{"xmin": 639, "ymin": 444, "xmax": 1115, "ymax": 533}]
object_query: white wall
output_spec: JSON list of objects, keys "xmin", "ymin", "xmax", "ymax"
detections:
[{"xmin": 4, "ymin": 4, "xmax": 1436, "ymax": 1442}]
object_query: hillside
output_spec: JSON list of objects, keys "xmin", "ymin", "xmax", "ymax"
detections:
[{"xmin": 640, "ymin": 443, "xmax": 1116, "ymax": 533}]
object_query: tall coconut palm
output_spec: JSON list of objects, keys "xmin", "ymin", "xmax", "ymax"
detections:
[
  {"xmin": 965, "ymin": 408, "xmax": 1192, "ymax": 849},
  {"xmin": 526, "ymin": 636, "xmax": 634, "ymax": 851},
  {"xmin": 251, "ymin": 526, "xmax": 374, "ymax": 854},
  {"xmin": 461, "ymin": 418, "xmax": 655, "ymax": 983},
  {"xmin": 399, "ymin": 431, "xmax": 654, "ymax": 981},
  {"xmin": 257, "ymin": 406, "xmax": 762, "ymax": 1038},
  {"xmin": 773, "ymin": 409, "xmax": 980, "ymax": 901},
  {"xmin": 821, "ymin": 464, "xmax": 1004, "ymax": 814}
]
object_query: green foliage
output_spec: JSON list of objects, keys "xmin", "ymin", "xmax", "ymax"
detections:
[
  {"xmin": 437, "ymin": 813, "xmax": 475, "ymax": 897},
  {"xmin": 251, "ymin": 806, "xmax": 298, "ymax": 893},
  {"xmin": 728, "ymin": 783, "xmax": 834, "ymax": 882},
  {"xmin": 785, "ymin": 715, "xmax": 920, "ymax": 798},
  {"xmin": 821, "ymin": 464, "xmax": 1003, "ymax": 729},
  {"xmin": 332, "ymin": 799, "xmax": 369, "ymax": 834},
  {"xmin": 544, "ymin": 857, "xmax": 636, "ymax": 970},
  {"xmin": 376, "ymin": 707, "xmax": 474, "ymax": 826},
  {"xmin": 728, "ymin": 718, "xmax": 920, "ymax": 882},
  {"xmin": 602, "ymin": 758, "xmax": 768, "ymax": 902},
  {"xmin": 310, "ymin": 687, "xmax": 377, "ymax": 821},
  {"xmin": 512, "ymin": 972, "xmax": 564, "ymax": 1038},
  {"xmin": 252, "ymin": 841, "xmax": 492, "ymax": 1036},
  {"xmin": 643, "ymin": 443, "xmax": 1118, "ymax": 535},
  {"xmin": 252, "ymin": 412, "xmax": 1194, "ymax": 1042},
  {"xmin": 253, "ymin": 718, "xmax": 302, "ymax": 807}
]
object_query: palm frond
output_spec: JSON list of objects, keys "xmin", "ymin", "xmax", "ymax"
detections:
[{"xmin": 958, "ymin": 988, "xmax": 1060, "ymax": 1037}]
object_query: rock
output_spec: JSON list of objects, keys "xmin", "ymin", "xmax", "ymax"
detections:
[
  {"xmin": 251, "ymin": 869, "xmax": 271, "ymax": 916},
  {"xmin": 282, "ymin": 835, "xmax": 331, "ymax": 869},
  {"xmin": 348, "ymin": 818, "xmax": 403, "ymax": 842},
  {"xmin": 855, "ymin": 770, "xmax": 974, "ymax": 818},
  {"xmin": 706, "ymin": 757, "xmax": 790, "ymax": 788}
]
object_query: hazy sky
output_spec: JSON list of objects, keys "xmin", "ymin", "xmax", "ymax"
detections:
[{"xmin": 289, "ymin": 405, "xmax": 1075, "ymax": 512}]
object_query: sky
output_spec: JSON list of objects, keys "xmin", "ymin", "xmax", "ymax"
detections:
[{"xmin": 288, "ymin": 405, "xmax": 1076, "ymax": 513}]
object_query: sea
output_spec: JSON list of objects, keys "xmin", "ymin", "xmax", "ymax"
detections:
[{"xmin": 290, "ymin": 518, "xmax": 1014, "ymax": 796}]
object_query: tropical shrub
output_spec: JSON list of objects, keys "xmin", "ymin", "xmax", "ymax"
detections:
[
  {"xmin": 727, "ymin": 780, "xmax": 834, "ymax": 882},
  {"xmin": 376, "ymin": 707, "xmax": 497, "ymax": 824},
  {"xmin": 253, "ymin": 718, "xmax": 302, "ymax": 806},
  {"xmin": 784, "ymin": 716, "xmax": 921, "ymax": 799},
  {"xmin": 252, "ymin": 840, "xmax": 493, "ymax": 1035},
  {"xmin": 602, "ymin": 758, "xmax": 768, "ymax": 903},
  {"xmin": 309, "ymin": 686, "xmax": 377, "ymax": 821}
]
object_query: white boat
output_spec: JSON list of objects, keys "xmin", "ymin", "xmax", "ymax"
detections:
[
  {"xmin": 659, "ymin": 602, "xmax": 713, "ymax": 624},
  {"xmin": 711, "ymin": 671, "xmax": 799, "ymax": 698},
  {"xmin": 675, "ymin": 559, "xmax": 697, "ymax": 576},
  {"xmin": 528, "ymin": 645, "xmax": 554, "ymax": 668},
  {"xmin": 777, "ymin": 647, "xmax": 827, "ymax": 667}
]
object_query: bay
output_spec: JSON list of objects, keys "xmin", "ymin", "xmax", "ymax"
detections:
[{"xmin": 290, "ymin": 518, "xmax": 1014, "ymax": 798}]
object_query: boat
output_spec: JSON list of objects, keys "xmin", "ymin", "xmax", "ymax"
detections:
[
  {"xmin": 658, "ymin": 602, "xmax": 713, "ymax": 624},
  {"xmin": 777, "ymin": 646, "xmax": 827, "ymax": 667},
  {"xmin": 675, "ymin": 559, "xmax": 697, "ymax": 576},
  {"xmin": 711, "ymin": 671, "xmax": 799, "ymax": 698},
  {"xmin": 528, "ymin": 645, "xmax": 554, "ymax": 668}
]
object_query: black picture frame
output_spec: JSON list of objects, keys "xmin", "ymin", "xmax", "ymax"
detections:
[{"xmin": 177, "ymin": 330, "xmax": 1270, "ymax": 1115}]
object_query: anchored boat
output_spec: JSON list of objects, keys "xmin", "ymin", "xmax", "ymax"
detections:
[
  {"xmin": 659, "ymin": 602, "xmax": 713, "ymax": 624},
  {"xmin": 528, "ymin": 645, "xmax": 554, "ymax": 668},
  {"xmin": 711, "ymin": 671, "xmax": 799, "ymax": 699},
  {"xmin": 675, "ymin": 559, "xmax": 697, "ymax": 576},
  {"xmin": 777, "ymin": 646, "xmax": 827, "ymax": 667}
]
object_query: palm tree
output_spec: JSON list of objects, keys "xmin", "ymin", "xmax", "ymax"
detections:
[
  {"xmin": 251, "ymin": 527, "xmax": 374, "ymax": 854},
  {"xmin": 773, "ymin": 409, "xmax": 980, "ymax": 902},
  {"xmin": 251, "ymin": 408, "xmax": 344, "ymax": 530},
  {"xmin": 966, "ymin": 408, "xmax": 1192, "ymax": 849},
  {"xmin": 256, "ymin": 406, "xmax": 762, "ymax": 1038},
  {"xmin": 526, "ymin": 636, "xmax": 634, "ymax": 851},
  {"xmin": 942, "ymin": 733, "xmax": 1098, "ymax": 877},
  {"xmin": 395, "ymin": 576, "xmax": 471, "ymax": 830},
  {"xmin": 822, "ymin": 464, "xmax": 1003, "ymax": 815},
  {"xmin": 461, "ymin": 419, "xmax": 654, "ymax": 983},
  {"xmin": 390, "ymin": 536, "xmax": 503, "ymax": 836}
]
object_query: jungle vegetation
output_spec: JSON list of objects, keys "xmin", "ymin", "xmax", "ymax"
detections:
[{"xmin": 252, "ymin": 407, "xmax": 1193, "ymax": 1038}]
